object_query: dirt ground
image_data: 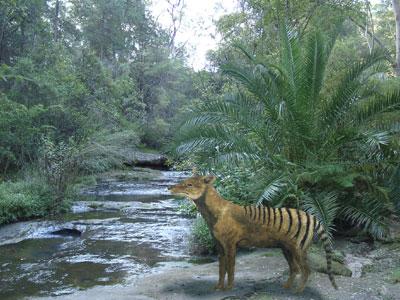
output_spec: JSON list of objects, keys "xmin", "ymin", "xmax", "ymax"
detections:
[{"xmin": 30, "ymin": 239, "xmax": 400, "ymax": 300}]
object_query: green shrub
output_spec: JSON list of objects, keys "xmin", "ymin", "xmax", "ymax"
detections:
[
  {"xmin": 190, "ymin": 217, "xmax": 216, "ymax": 255},
  {"xmin": 141, "ymin": 118, "xmax": 170, "ymax": 149},
  {"xmin": 76, "ymin": 129, "xmax": 141, "ymax": 174},
  {"xmin": 177, "ymin": 200, "xmax": 197, "ymax": 217},
  {"xmin": 0, "ymin": 177, "xmax": 55, "ymax": 225},
  {"xmin": 39, "ymin": 137, "xmax": 80, "ymax": 207}
]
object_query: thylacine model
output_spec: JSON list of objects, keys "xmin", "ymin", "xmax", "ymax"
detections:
[{"xmin": 168, "ymin": 175, "xmax": 338, "ymax": 292}]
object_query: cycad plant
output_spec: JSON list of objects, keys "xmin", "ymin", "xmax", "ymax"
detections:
[{"xmin": 174, "ymin": 24, "xmax": 400, "ymax": 240}]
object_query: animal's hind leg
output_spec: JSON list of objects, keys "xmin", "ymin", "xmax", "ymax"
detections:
[
  {"xmin": 281, "ymin": 248, "xmax": 300, "ymax": 289},
  {"xmin": 295, "ymin": 251, "xmax": 311, "ymax": 293}
]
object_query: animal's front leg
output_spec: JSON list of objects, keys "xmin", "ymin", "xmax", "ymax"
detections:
[
  {"xmin": 214, "ymin": 252, "xmax": 226, "ymax": 290},
  {"xmin": 213, "ymin": 242, "xmax": 226, "ymax": 290},
  {"xmin": 225, "ymin": 245, "xmax": 237, "ymax": 290}
]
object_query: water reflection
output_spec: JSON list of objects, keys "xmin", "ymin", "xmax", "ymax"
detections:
[{"xmin": 0, "ymin": 171, "xmax": 192, "ymax": 299}]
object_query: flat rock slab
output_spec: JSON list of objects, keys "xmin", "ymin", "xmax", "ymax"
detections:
[
  {"xmin": 29, "ymin": 249, "xmax": 400, "ymax": 300},
  {"xmin": 123, "ymin": 151, "xmax": 168, "ymax": 169}
]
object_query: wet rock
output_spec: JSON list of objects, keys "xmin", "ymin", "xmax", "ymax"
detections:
[
  {"xmin": 308, "ymin": 252, "xmax": 352, "ymax": 277},
  {"xmin": 50, "ymin": 228, "xmax": 82, "ymax": 237},
  {"xmin": 344, "ymin": 254, "xmax": 373, "ymax": 278},
  {"xmin": 0, "ymin": 221, "xmax": 53, "ymax": 246},
  {"xmin": 123, "ymin": 151, "xmax": 168, "ymax": 169}
]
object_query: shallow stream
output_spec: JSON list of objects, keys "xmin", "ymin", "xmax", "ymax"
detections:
[{"xmin": 0, "ymin": 170, "xmax": 193, "ymax": 299}]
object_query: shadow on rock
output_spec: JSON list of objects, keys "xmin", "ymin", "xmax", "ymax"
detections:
[{"xmin": 161, "ymin": 277, "xmax": 324, "ymax": 299}]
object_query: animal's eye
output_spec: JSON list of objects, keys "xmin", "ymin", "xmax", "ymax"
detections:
[{"xmin": 187, "ymin": 183, "xmax": 193, "ymax": 187}]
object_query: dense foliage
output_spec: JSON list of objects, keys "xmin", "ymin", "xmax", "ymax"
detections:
[
  {"xmin": 1, "ymin": 0, "xmax": 399, "ymax": 244},
  {"xmin": 174, "ymin": 3, "xmax": 400, "ymax": 241},
  {"xmin": 0, "ymin": 0, "xmax": 198, "ymax": 225}
]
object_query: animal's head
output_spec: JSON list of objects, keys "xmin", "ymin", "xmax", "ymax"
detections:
[{"xmin": 168, "ymin": 175, "xmax": 216, "ymax": 201}]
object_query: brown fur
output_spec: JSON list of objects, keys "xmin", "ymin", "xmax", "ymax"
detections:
[{"xmin": 168, "ymin": 175, "xmax": 338, "ymax": 292}]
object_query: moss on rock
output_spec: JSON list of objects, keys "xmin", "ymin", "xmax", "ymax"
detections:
[{"xmin": 308, "ymin": 252, "xmax": 352, "ymax": 277}]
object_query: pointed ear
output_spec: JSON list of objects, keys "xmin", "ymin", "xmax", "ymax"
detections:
[{"xmin": 203, "ymin": 175, "xmax": 216, "ymax": 185}]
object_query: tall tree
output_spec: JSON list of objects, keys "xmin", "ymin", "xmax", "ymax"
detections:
[
  {"xmin": 393, "ymin": 0, "xmax": 400, "ymax": 75},
  {"xmin": 53, "ymin": 0, "xmax": 61, "ymax": 41}
]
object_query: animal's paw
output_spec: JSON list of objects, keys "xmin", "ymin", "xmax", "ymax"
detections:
[
  {"xmin": 282, "ymin": 281, "xmax": 292, "ymax": 289},
  {"xmin": 223, "ymin": 284, "xmax": 233, "ymax": 291},
  {"xmin": 294, "ymin": 286, "xmax": 305, "ymax": 294},
  {"xmin": 213, "ymin": 284, "xmax": 224, "ymax": 290}
]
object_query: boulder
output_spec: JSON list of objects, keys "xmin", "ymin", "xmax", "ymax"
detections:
[
  {"xmin": 344, "ymin": 254, "xmax": 373, "ymax": 278},
  {"xmin": 123, "ymin": 151, "xmax": 168, "ymax": 169},
  {"xmin": 308, "ymin": 252, "xmax": 352, "ymax": 277},
  {"xmin": 50, "ymin": 228, "xmax": 82, "ymax": 237}
]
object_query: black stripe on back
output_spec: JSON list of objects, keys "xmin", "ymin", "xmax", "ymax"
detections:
[
  {"xmin": 272, "ymin": 208, "xmax": 276, "ymax": 227},
  {"xmin": 293, "ymin": 210, "xmax": 302, "ymax": 240},
  {"xmin": 286, "ymin": 208, "xmax": 292, "ymax": 235},
  {"xmin": 300, "ymin": 213, "xmax": 311, "ymax": 249},
  {"xmin": 249, "ymin": 206, "xmax": 252, "ymax": 218},
  {"xmin": 278, "ymin": 208, "xmax": 283, "ymax": 232},
  {"xmin": 262, "ymin": 207, "xmax": 266, "ymax": 224},
  {"xmin": 311, "ymin": 215, "xmax": 317, "ymax": 238},
  {"xmin": 267, "ymin": 206, "xmax": 271, "ymax": 226},
  {"xmin": 258, "ymin": 206, "xmax": 261, "ymax": 222},
  {"xmin": 315, "ymin": 219, "xmax": 321, "ymax": 233},
  {"xmin": 253, "ymin": 206, "xmax": 257, "ymax": 221},
  {"xmin": 244, "ymin": 206, "xmax": 247, "ymax": 216}
]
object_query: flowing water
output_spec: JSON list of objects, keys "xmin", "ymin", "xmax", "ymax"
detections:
[{"xmin": 0, "ymin": 170, "xmax": 193, "ymax": 299}]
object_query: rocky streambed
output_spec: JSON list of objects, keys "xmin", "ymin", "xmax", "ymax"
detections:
[
  {"xmin": 0, "ymin": 170, "xmax": 193, "ymax": 299},
  {"xmin": 1, "ymin": 169, "xmax": 400, "ymax": 300}
]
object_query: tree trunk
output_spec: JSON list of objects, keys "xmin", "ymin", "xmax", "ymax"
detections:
[
  {"xmin": 54, "ymin": 0, "xmax": 60, "ymax": 41},
  {"xmin": 393, "ymin": 0, "xmax": 400, "ymax": 76}
]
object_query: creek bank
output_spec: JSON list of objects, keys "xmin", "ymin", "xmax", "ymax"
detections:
[{"xmin": 31, "ymin": 240, "xmax": 400, "ymax": 300}]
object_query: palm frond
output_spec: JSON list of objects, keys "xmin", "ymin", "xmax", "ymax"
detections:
[
  {"xmin": 182, "ymin": 94, "xmax": 266, "ymax": 135},
  {"xmin": 297, "ymin": 30, "xmax": 326, "ymax": 109},
  {"xmin": 256, "ymin": 177, "xmax": 287, "ymax": 206},
  {"xmin": 279, "ymin": 21, "xmax": 300, "ymax": 95},
  {"xmin": 222, "ymin": 63, "xmax": 268, "ymax": 98},
  {"xmin": 175, "ymin": 123, "xmax": 262, "ymax": 163},
  {"xmin": 302, "ymin": 192, "xmax": 339, "ymax": 243},
  {"xmin": 210, "ymin": 152, "xmax": 262, "ymax": 168},
  {"xmin": 231, "ymin": 42, "xmax": 256, "ymax": 62},
  {"xmin": 354, "ymin": 89, "xmax": 400, "ymax": 125},
  {"xmin": 360, "ymin": 130, "xmax": 391, "ymax": 161},
  {"xmin": 342, "ymin": 198, "xmax": 388, "ymax": 239},
  {"xmin": 320, "ymin": 49, "xmax": 387, "ymax": 128}
]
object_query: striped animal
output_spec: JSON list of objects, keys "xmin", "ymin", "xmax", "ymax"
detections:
[{"xmin": 168, "ymin": 175, "xmax": 338, "ymax": 292}]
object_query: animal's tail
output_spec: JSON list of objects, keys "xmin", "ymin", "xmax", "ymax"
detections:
[{"xmin": 315, "ymin": 220, "xmax": 338, "ymax": 289}]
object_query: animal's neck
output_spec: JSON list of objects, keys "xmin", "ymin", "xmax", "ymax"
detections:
[{"xmin": 195, "ymin": 186, "xmax": 228, "ymax": 226}]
